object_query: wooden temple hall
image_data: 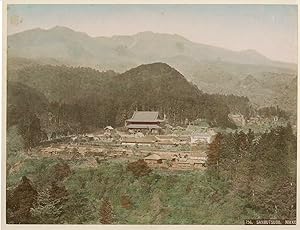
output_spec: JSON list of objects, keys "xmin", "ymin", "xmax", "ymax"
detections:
[{"xmin": 125, "ymin": 111, "xmax": 165, "ymax": 134}]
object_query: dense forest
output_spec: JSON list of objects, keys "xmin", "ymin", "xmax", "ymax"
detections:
[
  {"xmin": 7, "ymin": 62, "xmax": 261, "ymax": 148},
  {"xmin": 207, "ymin": 126, "xmax": 296, "ymax": 220}
]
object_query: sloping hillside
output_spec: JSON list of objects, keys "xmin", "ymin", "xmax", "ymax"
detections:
[
  {"xmin": 7, "ymin": 81, "xmax": 49, "ymax": 128},
  {"xmin": 8, "ymin": 62, "xmax": 242, "ymax": 129}
]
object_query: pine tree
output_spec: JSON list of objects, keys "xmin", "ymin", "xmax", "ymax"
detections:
[
  {"xmin": 19, "ymin": 113, "xmax": 42, "ymax": 149},
  {"xmin": 207, "ymin": 133, "xmax": 223, "ymax": 176},
  {"xmin": 100, "ymin": 197, "xmax": 113, "ymax": 224},
  {"xmin": 30, "ymin": 187, "xmax": 63, "ymax": 224},
  {"xmin": 126, "ymin": 159, "xmax": 152, "ymax": 177},
  {"xmin": 7, "ymin": 176, "xmax": 38, "ymax": 224}
]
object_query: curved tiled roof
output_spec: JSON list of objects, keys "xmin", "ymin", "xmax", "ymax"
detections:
[{"xmin": 127, "ymin": 111, "xmax": 159, "ymax": 122}]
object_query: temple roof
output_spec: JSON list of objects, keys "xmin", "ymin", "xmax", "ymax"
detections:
[{"xmin": 127, "ymin": 111, "xmax": 159, "ymax": 122}]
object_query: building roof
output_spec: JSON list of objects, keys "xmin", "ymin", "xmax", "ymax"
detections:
[
  {"xmin": 126, "ymin": 124, "xmax": 161, "ymax": 129},
  {"xmin": 144, "ymin": 154, "xmax": 162, "ymax": 160},
  {"xmin": 156, "ymin": 139, "xmax": 177, "ymax": 145},
  {"xmin": 127, "ymin": 111, "xmax": 159, "ymax": 122},
  {"xmin": 155, "ymin": 135, "xmax": 175, "ymax": 140},
  {"xmin": 191, "ymin": 132, "xmax": 211, "ymax": 137},
  {"xmin": 122, "ymin": 136, "xmax": 157, "ymax": 143}
]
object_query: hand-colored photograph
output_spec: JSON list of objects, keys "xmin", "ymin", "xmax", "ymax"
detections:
[{"xmin": 4, "ymin": 2, "xmax": 297, "ymax": 225}]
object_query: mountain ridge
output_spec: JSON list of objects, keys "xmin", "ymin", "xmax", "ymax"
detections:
[
  {"xmin": 7, "ymin": 26, "xmax": 297, "ymax": 119},
  {"xmin": 8, "ymin": 26, "xmax": 297, "ymax": 68}
]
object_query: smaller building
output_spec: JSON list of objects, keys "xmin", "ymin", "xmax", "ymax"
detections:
[
  {"xmin": 228, "ymin": 113, "xmax": 246, "ymax": 126},
  {"xmin": 144, "ymin": 154, "xmax": 163, "ymax": 164},
  {"xmin": 121, "ymin": 136, "xmax": 157, "ymax": 146},
  {"xmin": 155, "ymin": 136, "xmax": 177, "ymax": 146},
  {"xmin": 104, "ymin": 126, "xmax": 114, "ymax": 131},
  {"xmin": 104, "ymin": 126, "xmax": 114, "ymax": 136},
  {"xmin": 190, "ymin": 119, "xmax": 210, "ymax": 132},
  {"xmin": 190, "ymin": 132, "xmax": 216, "ymax": 144}
]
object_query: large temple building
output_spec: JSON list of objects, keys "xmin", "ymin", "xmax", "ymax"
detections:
[{"xmin": 125, "ymin": 111, "xmax": 165, "ymax": 134}]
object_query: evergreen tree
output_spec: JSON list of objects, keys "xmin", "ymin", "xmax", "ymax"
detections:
[
  {"xmin": 127, "ymin": 159, "xmax": 152, "ymax": 177},
  {"xmin": 100, "ymin": 197, "xmax": 114, "ymax": 224},
  {"xmin": 207, "ymin": 133, "xmax": 223, "ymax": 176},
  {"xmin": 19, "ymin": 113, "xmax": 42, "ymax": 149},
  {"xmin": 6, "ymin": 176, "xmax": 38, "ymax": 224},
  {"xmin": 30, "ymin": 187, "xmax": 63, "ymax": 224}
]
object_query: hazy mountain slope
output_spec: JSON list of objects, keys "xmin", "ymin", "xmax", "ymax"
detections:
[
  {"xmin": 8, "ymin": 26, "xmax": 296, "ymax": 71},
  {"xmin": 8, "ymin": 62, "xmax": 243, "ymax": 128},
  {"xmin": 7, "ymin": 26, "xmax": 297, "ymax": 118},
  {"xmin": 8, "ymin": 64, "xmax": 118, "ymax": 103}
]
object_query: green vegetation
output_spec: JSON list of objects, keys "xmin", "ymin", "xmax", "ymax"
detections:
[
  {"xmin": 208, "ymin": 125, "xmax": 297, "ymax": 220},
  {"xmin": 6, "ymin": 124, "xmax": 296, "ymax": 224},
  {"xmin": 6, "ymin": 60, "xmax": 296, "ymax": 224},
  {"xmin": 5, "ymin": 158, "xmax": 256, "ymax": 224}
]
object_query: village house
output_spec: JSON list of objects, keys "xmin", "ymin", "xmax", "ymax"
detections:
[
  {"xmin": 125, "ymin": 111, "xmax": 165, "ymax": 134},
  {"xmin": 155, "ymin": 135, "xmax": 178, "ymax": 147},
  {"xmin": 144, "ymin": 154, "xmax": 163, "ymax": 165},
  {"xmin": 190, "ymin": 131, "xmax": 216, "ymax": 145},
  {"xmin": 228, "ymin": 113, "xmax": 246, "ymax": 126},
  {"xmin": 190, "ymin": 119, "xmax": 211, "ymax": 131},
  {"xmin": 104, "ymin": 126, "xmax": 114, "ymax": 136},
  {"xmin": 143, "ymin": 150, "xmax": 207, "ymax": 170},
  {"xmin": 121, "ymin": 136, "xmax": 157, "ymax": 147}
]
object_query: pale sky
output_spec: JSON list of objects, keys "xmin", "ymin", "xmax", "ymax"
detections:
[{"xmin": 7, "ymin": 4, "xmax": 298, "ymax": 63}]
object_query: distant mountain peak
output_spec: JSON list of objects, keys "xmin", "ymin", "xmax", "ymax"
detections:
[
  {"xmin": 50, "ymin": 25, "xmax": 73, "ymax": 31},
  {"xmin": 135, "ymin": 31, "xmax": 155, "ymax": 36},
  {"xmin": 133, "ymin": 31, "xmax": 188, "ymax": 41},
  {"xmin": 131, "ymin": 62, "xmax": 176, "ymax": 72},
  {"xmin": 239, "ymin": 49, "xmax": 268, "ymax": 59},
  {"xmin": 48, "ymin": 25, "xmax": 84, "ymax": 33},
  {"xmin": 121, "ymin": 62, "xmax": 189, "ymax": 83}
]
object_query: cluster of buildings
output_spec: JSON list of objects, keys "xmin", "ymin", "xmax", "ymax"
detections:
[
  {"xmin": 228, "ymin": 113, "xmax": 281, "ymax": 127},
  {"xmin": 121, "ymin": 135, "xmax": 190, "ymax": 147},
  {"xmin": 144, "ymin": 151, "xmax": 207, "ymax": 170},
  {"xmin": 38, "ymin": 111, "xmax": 217, "ymax": 171},
  {"xmin": 122, "ymin": 111, "xmax": 215, "ymax": 170}
]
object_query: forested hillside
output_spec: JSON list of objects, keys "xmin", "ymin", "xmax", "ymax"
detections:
[
  {"xmin": 8, "ymin": 62, "xmax": 258, "ymax": 148},
  {"xmin": 207, "ymin": 126, "xmax": 297, "ymax": 220}
]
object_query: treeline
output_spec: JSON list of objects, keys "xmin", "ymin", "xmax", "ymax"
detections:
[
  {"xmin": 207, "ymin": 124, "xmax": 297, "ymax": 219},
  {"xmin": 211, "ymin": 94, "xmax": 252, "ymax": 118}
]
